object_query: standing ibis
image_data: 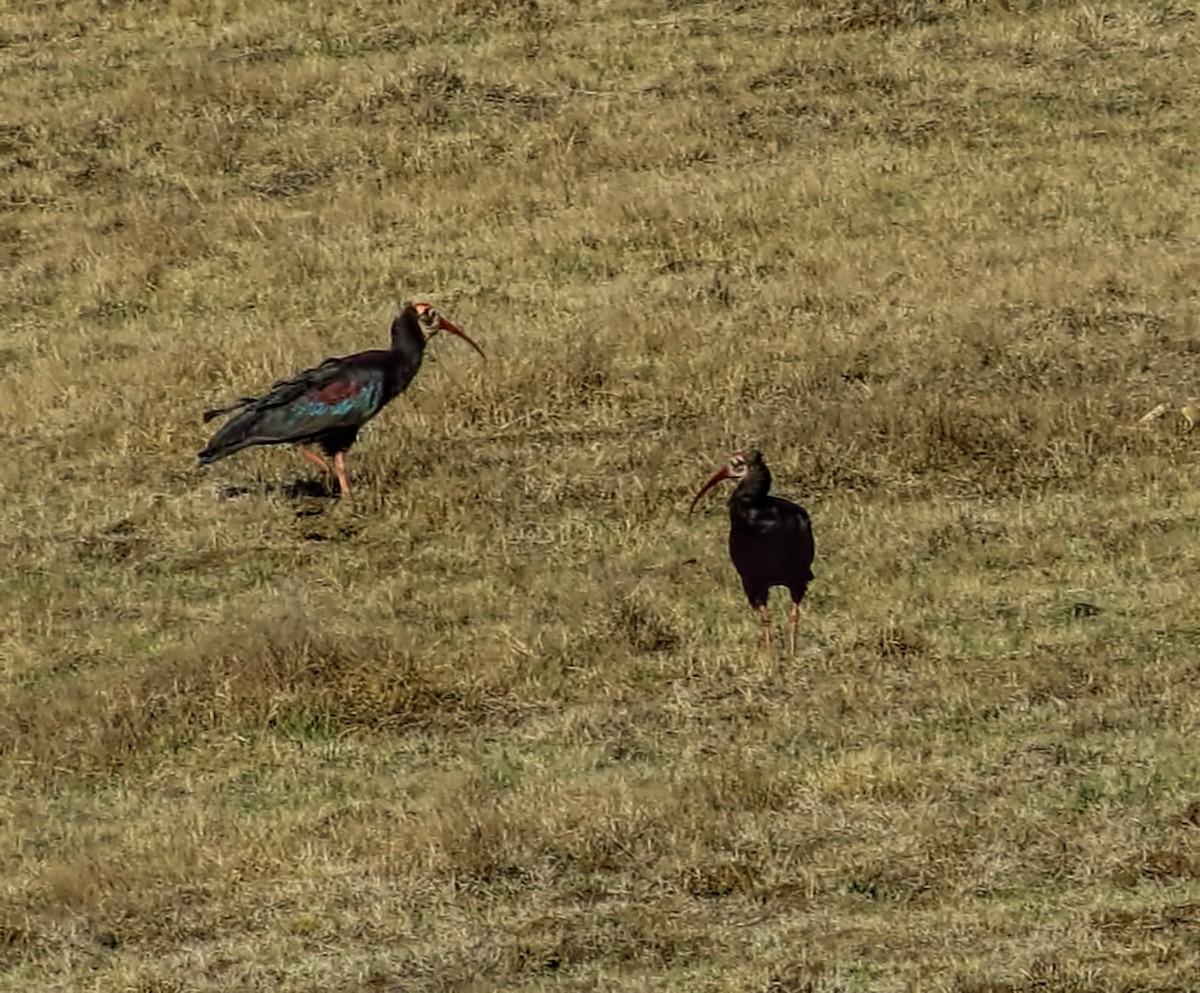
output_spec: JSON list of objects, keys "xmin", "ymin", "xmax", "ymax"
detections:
[
  {"xmin": 689, "ymin": 450, "xmax": 815, "ymax": 654},
  {"xmin": 197, "ymin": 301, "xmax": 484, "ymax": 496}
]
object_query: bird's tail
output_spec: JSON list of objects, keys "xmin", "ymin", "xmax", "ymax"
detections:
[
  {"xmin": 197, "ymin": 405, "xmax": 263, "ymax": 465},
  {"xmin": 201, "ymin": 397, "xmax": 258, "ymax": 423}
]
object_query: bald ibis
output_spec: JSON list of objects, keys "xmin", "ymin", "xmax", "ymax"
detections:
[
  {"xmin": 197, "ymin": 302, "xmax": 483, "ymax": 495},
  {"xmin": 689, "ymin": 450, "xmax": 815, "ymax": 653}
]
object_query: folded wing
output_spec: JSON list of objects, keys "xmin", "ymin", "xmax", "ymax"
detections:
[{"xmin": 197, "ymin": 360, "xmax": 385, "ymax": 464}]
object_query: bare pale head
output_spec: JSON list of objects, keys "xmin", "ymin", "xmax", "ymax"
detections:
[
  {"xmin": 411, "ymin": 301, "xmax": 486, "ymax": 359},
  {"xmin": 689, "ymin": 449, "xmax": 752, "ymax": 513}
]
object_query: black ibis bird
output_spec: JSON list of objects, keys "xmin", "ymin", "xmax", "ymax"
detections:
[
  {"xmin": 197, "ymin": 302, "xmax": 484, "ymax": 495},
  {"xmin": 689, "ymin": 450, "xmax": 815, "ymax": 654}
]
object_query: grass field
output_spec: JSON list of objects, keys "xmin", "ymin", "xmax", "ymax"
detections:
[{"xmin": 3, "ymin": 1, "xmax": 1200, "ymax": 989}]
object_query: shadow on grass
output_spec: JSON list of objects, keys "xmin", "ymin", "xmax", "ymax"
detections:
[{"xmin": 216, "ymin": 476, "xmax": 340, "ymax": 502}]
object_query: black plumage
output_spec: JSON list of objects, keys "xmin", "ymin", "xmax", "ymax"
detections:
[
  {"xmin": 197, "ymin": 301, "xmax": 483, "ymax": 495},
  {"xmin": 689, "ymin": 450, "xmax": 815, "ymax": 653}
]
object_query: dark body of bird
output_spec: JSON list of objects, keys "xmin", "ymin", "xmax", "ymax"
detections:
[
  {"xmin": 690, "ymin": 450, "xmax": 815, "ymax": 653},
  {"xmin": 197, "ymin": 302, "xmax": 483, "ymax": 495}
]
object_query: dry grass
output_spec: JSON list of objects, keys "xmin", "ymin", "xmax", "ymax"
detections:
[{"xmin": 3, "ymin": 0, "xmax": 1200, "ymax": 989}]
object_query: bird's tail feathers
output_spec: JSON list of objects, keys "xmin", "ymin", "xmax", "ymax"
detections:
[
  {"xmin": 196, "ymin": 403, "xmax": 266, "ymax": 465},
  {"xmin": 201, "ymin": 397, "xmax": 258, "ymax": 423},
  {"xmin": 196, "ymin": 430, "xmax": 252, "ymax": 466}
]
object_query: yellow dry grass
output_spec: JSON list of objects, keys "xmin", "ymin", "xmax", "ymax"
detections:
[{"xmin": 2, "ymin": 1, "xmax": 1200, "ymax": 990}]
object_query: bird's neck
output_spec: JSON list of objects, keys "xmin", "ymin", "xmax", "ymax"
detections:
[
  {"xmin": 389, "ymin": 316, "xmax": 427, "ymax": 364},
  {"xmin": 729, "ymin": 464, "xmax": 771, "ymax": 505}
]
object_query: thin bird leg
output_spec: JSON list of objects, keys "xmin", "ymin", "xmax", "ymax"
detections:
[
  {"xmin": 333, "ymin": 451, "xmax": 352, "ymax": 498},
  {"xmin": 787, "ymin": 601, "xmax": 802, "ymax": 657},
  {"xmin": 756, "ymin": 604, "xmax": 773, "ymax": 653},
  {"xmin": 295, "ymin": 445, "xmax": 331, "ymax": 473}
]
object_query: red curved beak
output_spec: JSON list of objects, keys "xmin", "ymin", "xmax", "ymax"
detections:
[
  {"xmin": 437, "ymin": 316, "xmax": 486, "ymax": 359},
  {"xmin": 689, "ymin": 466, "xmax": 732, "ymax": 514}
]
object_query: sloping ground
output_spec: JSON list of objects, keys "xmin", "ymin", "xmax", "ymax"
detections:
[{"xmin": 2, "ymin": 1, "xmax": 1199, "ymax": 989}]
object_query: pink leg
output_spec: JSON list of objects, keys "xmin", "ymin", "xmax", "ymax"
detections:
[
  {"xmin": 333, "ymin": 451, "xmax": 351, "ymax": 497},
  {"xmin": 787, "ymin": 602, "xmax": 802, "ymax": 656},
  {"xmin": 295, "ymin": 445, "xmax": 331, "ymax": 472},
  {"xmin": 757, "ymin": 604, "xmax": 773, "ymax": 653}
]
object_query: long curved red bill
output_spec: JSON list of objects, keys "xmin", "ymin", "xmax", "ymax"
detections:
[
  {"xmin": 689, "ymin": 466, "xmax": 731, "ymax": 514},
  {"xmin": 437, "ymin": 316, "xmax": 486, "ymax": 359}
]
